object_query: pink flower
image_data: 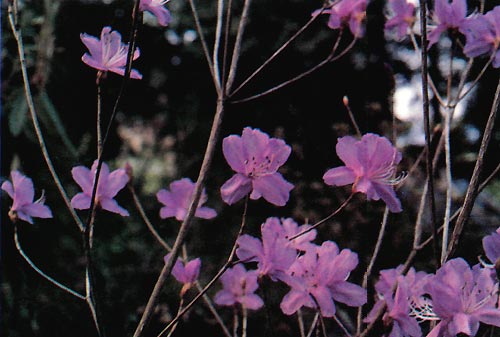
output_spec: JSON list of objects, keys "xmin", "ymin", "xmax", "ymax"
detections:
[
  {"xmin": 2, "ymin": 171, "xmax": 53, "ymax": 224},
  {"xmin": 156, "ymin": 178, "xmax": 217, "ymax": 221},
  {"xmin": 236, "ymin": 217, "xmax": 298, "ymax": 282},
  {"xmin": 313, "ymin": 0, "xmax": 367, "ymax": 37},
  {"xmin": 323, "ymin": 133, "xmax": 403, "ymax": 213},
  {"xmin": 428, "ymin": 0, "xmax": 468, "ymax": 48},
  {"xmin": 80, "ymin": 26, "xmax": 142, "ymax": 79},
  {"xmin": 385, "ymin": 0, "xmax": 416, "ymax": 40},
  {"xmin": 71, "ymin": 160, "xmax": 130, "ymax": 216},
  {"xmin": 140, "ymin": 0, "xmax": 172, "ymax": 26},
  {"xmin": 214, "ymin": 264, "xmax": 264, "ymax": 310},
  {"xmin": 280, "ymin": 241, "xmax": 366, "ymax": 317},
  {"xmin": 483, "ymin": 227, "xmax": 500, "ymax": 265},
  {"xmin": 165, "ymin": 253, "xmax": 201, "ymax": 295},
  {"xmin": 221, "ymin": 127, "xmax": 294, "ymax": 206}
]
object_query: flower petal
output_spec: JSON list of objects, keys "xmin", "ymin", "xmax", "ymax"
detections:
[
  {"xmin": 323, "ymin": 166, "xmax": 356, "ymax": 186},
  {"xmin": 220, "ymin": 173, "xmax": 252, "ymax": 205},
  {"xmin": 251, "ymin": 173, "xmax": 293, "ymax": 206}
]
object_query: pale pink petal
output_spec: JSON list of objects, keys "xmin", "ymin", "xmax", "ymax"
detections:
[
  {"xmin": 251, "ymin": 173, "xmax": 293, "ymax": 206},
  {"xmin": 80, "ymin": 33, "xmax": 103, "ymax": 58},
  {"xmin": 449, "ymin": 313, "xmax": 477, "ymax": 336},
  {"xmin": 323, "ymin": 166, "xmax": 356, "ymax": 186},
  {"xmin": 160, "ymin": 205, "xmax": 178, "ymax": 219},
  {"xmin": 71, "ymin": 166, "xmax": 93, "ymax": 194},
  {"xmin": 71, "ymin": 193, "xmax": 91, "ymax": 210},
  {"xmin": 220, "ymin": 173, "xmax": 252, "ymax": 205},
  {"xmin": 183, "ymin": 258, "xmax": 201, "ymax": 283},
  {"xmin": 100, "ymin": 197, "xmax": 129, "ymax": 216},
  {"xmin": 476, "ymin": 308, "xmax": 500, "ymax": 327}
]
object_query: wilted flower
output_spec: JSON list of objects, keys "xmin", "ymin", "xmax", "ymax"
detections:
[
  {"xmin": 71, "ymin": 160, "xmax": 130, "ymax": 216},
  {"xmin": 214, "ymin": 264, "xmax": 264, "ymax": 310},
  {"xmin": 140, "ymin": 0, "xmax": 171, "ymax": 26},
  {"xmin": 157, "ymin": 178, "xmax": 216, "ymax": 221},
  {"xmin": 280, "ymin": 241, "xmax": 366, "ymax": 317},
  {"xmin": 2, "ymin": 171, "xmax": 53, "ymax": 224},
  {"xmin": 385, "ymin": 0, "xmax": 416, "ymax": 40},
  {"xmin": 323, "ymin": 133, "xmax": 403, "ymax": 212},
  {"xmin": 220, "ymin": 127, "xmax": 294, "ymax": 206},
  {"xmin": 313, "ymin": 0, "xmax": 367, "ymax": 37},
  {"xmin": 80, "ymin": 26, "xmax": 142, "ymax": 79}
]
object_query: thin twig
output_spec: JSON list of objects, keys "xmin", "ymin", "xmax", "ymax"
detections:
[
  {"xmin": 225, "ymin": 0, "xmax": 253, "ymax": 93},
  {"xmin": 298, "ymin": 310, "xmax": 306, "ymax": 337},
  {"xmin": 446, "ymin": 77, "xmax": 500, "ymax": 259},
  {"xmin": 306, "ymin": 313, "xmax": 319, "ymax": 337},
  {"xmin": 357, "ymin": 207, "xmax": 390, "ymax": 333},
  {"xmin": 221, "ymin": 0, "xmax": 233, "ymax": 89},
  {"xmin": 213, "ymin": 0, "xmax": 224, "ymax": 87},
  {"xmin": 14, "ymin": 225, "xmax": 85, "ymax": 300},
  {"xmin": 343, "ymin": 96, "xmax": 362, "ymax": 138},
  {"xmin": 290, "ymin": 193, "xmax": 354, "ymax": 241},
  {"xmin": 230, "ymin": 37, "xmax": 357, "ymax": 104},
  {"xmin": 7, "ymin": 4, "xmax": 85, "ymax": 233}
]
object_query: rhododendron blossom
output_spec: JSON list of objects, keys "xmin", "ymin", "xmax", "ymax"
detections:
[
  {"xmin": 323, "ymin": 133, "xmax": 403, "ymax": 212},
  {"xmin": 428, "ymin": 0, "xmax": 468, "ymax": 48},
  {"xmin": 71, "ymin": 160, "xmax": 130, "ymax": 216},
  {"xmin": 2, "ymin": 171, "xmax": 53, "ymax": 224},
  {"xmin": 140, "ymin": 0, "xmax": 171, "ymax": 26},
  {"xmin": 157, "ymin": 178, "xmax": 216, "ymax": 221},
  {"xmin": 483, "ymin": 227, "xmax": 500, "ymax": 265},
  {"xmin": 80, "ymin": 26, "xmax": 142, "ymax": 79},
  {"xmin": 165, "ymin": 253, "xmax": 201, "ymax": 295},
  {"xmin": 313, "ymin": 0, "xmax": 367, "ymax": 37},
  {"xmin": 385, "ymin": 0, "xmax": 415, "ymax": 40},
  {"xmin": 425, "ymin": 258, "xmax": 500, "ymax": 337},
  {"xmin": 280, "ymin": 241, "xmax": 366, "ymax": 317},
  {"xmin": 462, "ymin": 7, "xmax": 500, "ymax": 68},
  {"xmin": 220, "ymin": 127, "xmax": 294, "ymax": 206},
  {"xmin": 214, "ymin": 264, "xmax": 264, "ymax": 310}
]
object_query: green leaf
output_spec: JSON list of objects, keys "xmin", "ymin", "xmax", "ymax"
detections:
[{"xmin": 8, "ymin": 89, "xmax": 28, "ymax": 137}]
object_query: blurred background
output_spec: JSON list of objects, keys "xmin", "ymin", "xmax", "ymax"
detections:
[{"xmin": 2, "ymin": 0, "xmax": 500, "ymax": 336}]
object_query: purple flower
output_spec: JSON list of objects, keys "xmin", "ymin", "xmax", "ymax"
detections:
[
  {"xmin": 323, "ymin": 133, "xmax": 403, "ymax": 213},
  {"xmin": 140, "ymin": 0, "xmax": 172, "ymax": 26},
  {"xmin": 483, "ymin": 227, "xmax": 500, "ymax": 265},
  {"xmin": 313, "ymin": 0, "xmax": 367, "ymax": 37},
  {"xmin": 236, "ymin": 217, "xmax": 297, "ymax": 282},
  {"xmin": 156, "ymin": 178, "xmax": 216, "ymax": 221},
  {"xmin": 365, "ymin": 267, "xmax": 428, "ymax": 337},
  {"xmin": 425, "ymin": 258, "xmax": 500, "ymax": 337},
  {"xmin": 165, "ymin": 253, "xmax": 201, "ymax": 295},
  {"xmin": 385, "ymin": 0, "xmax": 416, "ymax": 40},
  {"xmin": 71, "ymin": 160, "xmax": 130, "ymax": 216},
  {"xmin": 280, "ymin": 241, "xmax": 366, "ymax": 317},
  {"xmin": 463, "ymin": 7, "xmax": 500, "ymax": 67},
  {"xmin": 2, "ymin": 171, "xmax": 53, "ymax": 224},
  {"xmin": 80, "ymin": 26, "xmax": 142, "ymax": 79},
  {"xmin": 214, "ymin": 264, "xmax": 264, "ymax": 310},
  {"xmin": 220, "ymin": 127, "xmax": 294, "ymax": 206},
  {"xmin": 428, "ymin": 0, "xmax": 468, "ymax": 48}
]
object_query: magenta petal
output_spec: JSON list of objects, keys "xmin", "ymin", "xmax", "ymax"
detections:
[
  {"xmin": 104, "ymin": 169, "xmax": 129, "ymax": 198},
  {"xmin": 336, "ymin": 136, "xmax": 361, "ymax": 170},
  {"xmin": 241, "ymin": 127, "xmax": 269, "ymax": 161},
  {"xmin": 311, "ymin": 286, "xmax": 336, "ymax": 317},
  {"xmin": 2, "ymin": 181, "xmax": 14, "ymax": 199},
  {"xmin": 195, "ymin": 207, "xmax": 217, "ymax": 219},
  {"xmin": 17, "ymin": 211, "xmax": 34, "ymax": 224},
  {"xmin": 241, "ymin": 294, "xmax": 264, "ymax": 310},
  {"xmin": 330, "ymin": 282, "xmax": 367, "ymax": 307},
  {"xmin": 476, "ymin": 308, "xmax": 500, "ymax": 327},
  {"xmin": 450, "ymin": 312, "xmax": 477, "ymax": 336},
  {"xmin": 71, "ymin": 166, "xmax": 93, "ymax": 194},
  {"xmin": 23, "ymin": 203, "xmax": 53, "ymax": 219},
  {"xmin": 71, "ymin": 193, "xmax": 91, "ymax": 210},
  {"xmin": 251, "ymin": 173, "xmax": 293, "ymax": 206},
  {"xmin": 372, "ymin": 183, "xmax": 402, "ymax": 212},
  {"xmin": 220, "ymin": 174, "xmax": 252, "ymax": 205},
  {"xmin": 222, "ymin": 135, "xmax": 246, "ymax": 173},
  {"xmin": 183, "ymin": 258, "xmax": 201, "ymax": 283},
  {"xmin": 159, "ymin": 206, "xmax": 177, "ymax": 219},
  {"xmin": 280, "ymin": 290, "xmax": 310, "ymax": 315},
  {"xmin": 214, "ymin": 290, "xmax": 236, "ymax": 306},
  {"xmin": 236, "ymin": 235, "xmax": 262, "ymax": 263},
  {"xmin": 323, "ymin": 166, "xmax": 356, "ymax": 186},
  {"xmin": 12, "ymin": 171, "xmax": 35, "ymax": 206},
  {"xmin": 100, "ymin": 198, "xmax": 129, "ymax": 216},
  {"xmin": 266, "ymin": 139, "xmax": 292, "ymax": 172},
  {"xmin": 149, "ymin": 6, "xmax": 171, "ymax": 26}
]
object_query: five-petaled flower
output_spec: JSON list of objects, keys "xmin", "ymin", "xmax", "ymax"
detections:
[
  {"xmin": 2, "ymin": 171, "xmax": 53, "ymax": 224},
  {"xmin": 323, "ymin": 133, "xmax": 403, "ymax": 213},
  {"xmin": 165, "ymin": 253, "xmax": 201, "ymax": 296},
  {"xmin": 140, "ymin": 0, "xmax": 172, "ymax": 27},
  {"xmin": 385, "ymin": 0, "xmax": 416, "ymax": 40},
  {"xmin": 214, "ymin": 264, "xmax": 264, "ymax": 310},
  {"xmin": 157, "ymin": 178, "xmax": 217, "ymax": 221},
  {"xmin": 220, "ymin": 127, "xmax": 294, "ymax": 206},
  {"xmin": 71, "ymin": 160, "xmax": 130, "ymax": 216},
  {"xmin": 428, "ymin": 0, "xmax": 468, "ymax": 48},
  {"xmin": 80, "ymin": 26, "xmax": 142, "ymax": 79},
  {"xmin": 313, "ymin": 0, "xmax": 367, "ymax": 37}
]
